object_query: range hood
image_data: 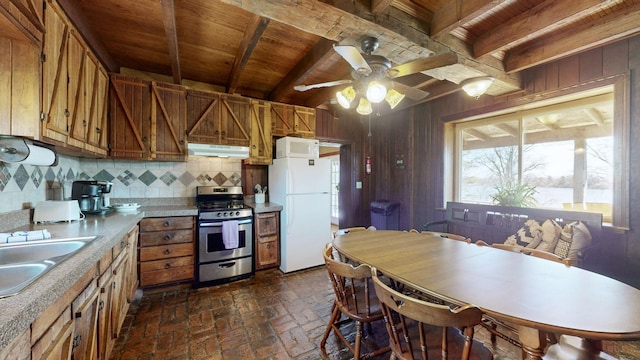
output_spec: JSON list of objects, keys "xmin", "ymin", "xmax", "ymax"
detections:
[{"xmin": 187, "ymin": 143, "xmax": 250, "ymax": 159}]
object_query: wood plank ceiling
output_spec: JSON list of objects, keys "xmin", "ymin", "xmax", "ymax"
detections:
[{"xmin": 62, "ymin": 0, "xmax": 640, "ymax": 114}]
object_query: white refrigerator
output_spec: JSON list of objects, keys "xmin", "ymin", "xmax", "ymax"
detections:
[{"xmin": 269, "ymin": 157, "xmax": 332, "ymax": 273}]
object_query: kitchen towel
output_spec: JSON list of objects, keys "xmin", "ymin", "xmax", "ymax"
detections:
[
  {"xmin": 222, "ymin": 220, "xmax": 239, "ymax": 249},
  {"xmin": 0, "ymin": 229, "xmax": 52, "ymax": 243}
]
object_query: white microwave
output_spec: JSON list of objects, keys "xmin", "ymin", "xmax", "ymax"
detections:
[{"xmin": 275, "ymin": 137, "xmax": 319, "ymax": 159}]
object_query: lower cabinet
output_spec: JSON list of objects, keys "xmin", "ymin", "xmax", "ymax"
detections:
[
  {"xmin": 139, "ymin": 216, "xmax": 195, "ymax": 287},
  {"xmin": 28, "ymin": 224, "xmax": 138, "ymax": 360},
  {"xmin": 254, "ymin": 212, "xmax": 280, "ymax": 270}
]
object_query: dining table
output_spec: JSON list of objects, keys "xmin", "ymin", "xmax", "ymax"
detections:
[{"xmin": 332, "ymin": 230, "xmax": 640, "ymax": 360}]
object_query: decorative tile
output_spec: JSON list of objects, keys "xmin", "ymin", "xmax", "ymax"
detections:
[
  {"xmin": 44, "ymin": 168, "xmax": 56, "ymax": 182},
  {"xmin": 213, "ymin": 172, "xmax": 228, "ymax": 185},
  {"xmin": 228, "ymin": 172, "xmax": 241, "ymax": 185},
  {"xmin": 65, "ymin": 168, "xmax": 75, "ymax": 181},
  {"xmin": 93, "ymin": 169, "xmax": 115, "ymax": 182},
  {"xmin": 31, "ymin": 167, "xmax": 44, "ymax": 188},
  {"xmin": 117, "ymin": 170, "xmax": 137, "ymax": 186},
  {"xmin": 13, "ymin": 165, "xmax": 29, "ymax": 190},
  {"xmin": 76, "ymin": 172, "xmax": 92, "ymax": 180},
  {"xmin": 138, "ymin": 170, "xmax": 158, "ymax": 186},
  {"xmin": 178, "ymin": 172, "xmax": 195, "ymax": 186},
  {"xmin": 196, "ymin": 173, "xmax": 212, "ymax": 185},
  {"xmin": 56, "ymin": 168, "xmax": 65, "ymax": 184},
  {"xmin": 159, "ymin": 171, "xmax": 177, "ymax": 186},
  {"xmin": 0, "ymin": 166, "xmax": 11, "ymax": 191}
]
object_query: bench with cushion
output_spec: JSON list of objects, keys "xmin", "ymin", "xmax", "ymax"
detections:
[{"xmin": 424, "ymin": 202, "xmax": 602, "ymax": 267}]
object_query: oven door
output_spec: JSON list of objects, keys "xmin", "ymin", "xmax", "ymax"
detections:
[{"xmin": 198, "ymin": 218, "xmax": 253, "ymax": 263}]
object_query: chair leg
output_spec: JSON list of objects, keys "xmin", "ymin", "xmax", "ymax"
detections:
[
  {"xmin": 442, "ymin": 326, "xmax": 448, "ymax": 360},
  {"xmin": 461, "ymin": 326, "xmax": 475, "ymax": 360},
  {"xmin": 320, "ymin": 304, "xmax": 341, "ymax": 353},
  {"xmin": 354, "ymin": 321, "xmax": 363, "ymax": 359}
]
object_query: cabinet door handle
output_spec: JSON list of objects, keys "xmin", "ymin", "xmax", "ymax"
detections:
[
  {"xmin": 164, "ymin": 248, "xmax": 172, "ymax": 255},
  {"xmin": 73, "ymin": 334, "xmax": 81, "ymax": 349},
  {"xmin": 99, "ymin": 300, "xmax": 105, "ymax": 310},
  {"xmin": 266, "ymin": 243, "xmax": 271, "ymax": 249}
]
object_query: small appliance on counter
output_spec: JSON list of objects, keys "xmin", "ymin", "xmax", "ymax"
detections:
[
  {"xmin": 33, "ymin": 200, "xmax": 83, "ymax": 223},
  {"xmin": 71, "ymin": 180, "xmax": 113, "ymax": 214}
]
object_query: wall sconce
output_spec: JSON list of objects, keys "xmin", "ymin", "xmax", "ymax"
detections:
[{"xmin": 461, "ymin": 76, "xmax": 494, "ymax": 99}]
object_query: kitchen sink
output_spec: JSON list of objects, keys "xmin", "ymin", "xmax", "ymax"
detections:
[
  {"xmin": 0, "ymin": 236, "xmax": 98, "ymax": 264},
  {"xmin": 0, "ymin": 236, "xmax": 100, "ymax": 298},
  {"xmin": 0, "ymin": 261, "xmax": 55, "ymax": 298}
]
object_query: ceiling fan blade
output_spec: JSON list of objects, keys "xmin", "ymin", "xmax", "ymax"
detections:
[
  {"xmin": 388, "ymin": 52, "xmax": 458, "ymax": 78},
  {"xmin": 293, "ymin": 79, "xmax": 353, "ymax": 92},
  {"xmin": 333, "ymin": 45, "xmax": 372, "ymax": 75},
  {"xmin": 390, "ymin": 82, "xmax": 429, "ymax": 100}
]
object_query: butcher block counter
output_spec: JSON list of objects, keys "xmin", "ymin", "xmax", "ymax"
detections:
[{"xmin": 0, "ymin": 205, "xmax": 197, "ymax": 355}]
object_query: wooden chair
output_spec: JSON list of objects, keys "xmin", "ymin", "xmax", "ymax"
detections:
[
  {"xmin": 320, "ymin": 243, "xmax": 389, "ymax": 359},
  {"xmin": 332, "ymin": 226, "xmax": 367, "ymax": 238},
  {"xmin": 422, "ymin": 231, "xmax": 471, "ymax": 243},
  {"xmin": 371, "ymin": 267, "xmax": 494, "ymax": 360}
]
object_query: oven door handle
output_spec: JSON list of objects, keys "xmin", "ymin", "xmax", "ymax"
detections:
[{"xmin": 199, "ymin": 219, "xmax": 253, "ymax": 227}]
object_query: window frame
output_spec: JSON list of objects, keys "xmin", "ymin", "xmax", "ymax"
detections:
[{"xmin": 445, "ymin": 75, "xmax": 629, "ymax": 229}]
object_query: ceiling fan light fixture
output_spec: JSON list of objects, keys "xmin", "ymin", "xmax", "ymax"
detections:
[
  {"xmin": 356, "ymin": 97, "xmax": 372, "ymax": 115},
  {"xmin": 336, "ymin": 86, "xmax": 356, "ymax": 108},
  {"xmin": 461, "ymin": 76, "xmax": 494, "ymax": 99},
  {"xmin": 366, "ymin": 81, "xmax": 387, "ymax": 103},
  {"xmin": 385, "ymin": 88, "xmax": 405, "ymax": 109}
]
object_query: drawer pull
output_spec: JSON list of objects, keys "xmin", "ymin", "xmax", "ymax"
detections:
[
  {"xmin": 266, "ymin": 243, "xmax": 271, "ymax": 249},
  {"xmin": 164, "ymin": 221, "xmax": 171, "ymax": 227},
  {"xmin": 164, "ymin": 248, "xmax": 172, "ymax": 255},
  {"xmin": 165, "ymin": 263, "xmax": 172, "ymax": 269},
  {"xmin": 164, "ymin": 234, "xmax": 173, "ymax": 241},
  {"xmin": 218, "ymin": 262, "xmax": 235, "ymax": 268}
]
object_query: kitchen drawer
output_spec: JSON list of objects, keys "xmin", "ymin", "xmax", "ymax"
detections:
[
  {"xmin": 139, "ymin": 216, "xmax": 194, "ymax": 232},
  {"xmin": 139, "ymin": 229, "xmax": 193, "ymax": 247},
  {"xmin": 256, "ymin": 212, "xmax": 278, "ymax": 237},
  {"xmin": 256, "ymin": 240, "xmax": 278, "ymax": 268},
  {"xmin": 140, "ymin": 266, "xmax": 193, "ymax": 287},
  {"xmin": 139, "ymin": 255, "xmax": 194, "ymax": 273},
  {"xmin": 139, "ymin": 243, "xmax": 193, "ymax": 262}
]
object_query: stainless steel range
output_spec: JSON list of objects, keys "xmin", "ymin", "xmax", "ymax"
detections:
[{"xmin": 195, "ymin": 186, "xmax": 253, "ymax": 286}]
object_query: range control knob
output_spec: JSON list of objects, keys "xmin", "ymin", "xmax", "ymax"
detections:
[
  {"xmin": 235, "ymin": 211, "xmax": 240, "ymax": 216},
  {"xmin": 217, "ymin": 212, "xmax": 222, "ymax": 217}
]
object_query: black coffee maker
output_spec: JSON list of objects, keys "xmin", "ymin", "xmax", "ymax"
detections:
[{"xmin": 71, "ymin": 180, "xmax": 113, "ymax": 213}]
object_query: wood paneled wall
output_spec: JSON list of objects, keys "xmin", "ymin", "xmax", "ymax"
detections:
[{"xmin": 315, "ymin": 35, "xmax": 640, "ymax": 285}]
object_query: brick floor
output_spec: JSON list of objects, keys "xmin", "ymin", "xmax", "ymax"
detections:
[{"xmin": 110, "ymin": 266, "xmax": 640, "ymax": 360}]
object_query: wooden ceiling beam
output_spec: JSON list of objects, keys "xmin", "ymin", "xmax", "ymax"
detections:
[
  {"xmin": 430, "ymin": 0, "xmax": 502, "ymax": 40},
  {"xmin": 227, "ymin": 14, "xmax": 270, "ymax": 94},
  {"xmin": 474, "ymin": 0, "xmax": 619, "ymax": 59},
  {"xmin": 371, "ymin": 0, "xmax": 393, "ymax": 14},
  {"xmin": 56, "ymin": 0, "xmax": 119, "ymax": 72},
  {"xmin": 269, "ymin": 38, "xmax": 336, "ymax": 102},
  {"xmin": 160, "ymin": 0, "xmax": 181, "ymax": 84},
  {"xmin": 505, "ymin": 2, "xmax": 640, "ymax": 73}
]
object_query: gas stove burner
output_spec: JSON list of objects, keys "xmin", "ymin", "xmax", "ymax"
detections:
[{"xmin": 196, "ymin": 185, "xmax": 251, "ymax": 220}]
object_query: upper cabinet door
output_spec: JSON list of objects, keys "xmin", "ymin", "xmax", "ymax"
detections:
[
  {"xmin": 109, "ymin": 74, "xmax": 151, "ymax": 159},
  {"xmin": 85, "ymin": 56, "xmax": 109, "ymax": 155},
  {"xmin": 151, "ymin": 82, "xmax": 186, "ymax": 161},
  {"xmin": 219, "ymin": 94, "xmax": 250, "ymax": 146},
  {"xmin": 245, "ymin": 100, "xmax": 272, "ymax": 165},
  {"xmin": 186, "ymin": 89, "xmax": 220, "ymax": 144},
  {"xmin": 293, "ymin": 105, "xmax": 315, "ymax": 138},
  {"xmin": 41, "ymin": 0, "xmax": 70, "ymax": 144},
  {"xmin": 270, "ymin": 102, "xmax": 316, "ymax": 138},
  {"xmin": 66, "ymin": 29, "xmax": 88, "ymax": 149}
]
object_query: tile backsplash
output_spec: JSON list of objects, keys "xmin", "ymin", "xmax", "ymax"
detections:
[{"xmin": 0, "ymin": 154, "xmax": 241, "ymax": 214}]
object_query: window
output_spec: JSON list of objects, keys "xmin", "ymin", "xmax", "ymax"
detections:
[{"xmin": 455, "ymin": 88, "xmax": 619, "ymax": 223}]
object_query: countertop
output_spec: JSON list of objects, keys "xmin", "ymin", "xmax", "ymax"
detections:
[
  {"xmin": 244, "ymin": 199, "xmax": 283, "ymax": 213},
  {"xmin": 0, "ymin": 205, "xmax": 197, "ymax": 351}
]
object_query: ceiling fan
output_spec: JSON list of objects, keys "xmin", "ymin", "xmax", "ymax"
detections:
[{"xmin": 294, "ymin": 37, "xmax": 458, "ymax": 112}]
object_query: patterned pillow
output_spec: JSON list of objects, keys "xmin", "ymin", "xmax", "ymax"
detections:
[
  {"xmin": 504, "ymin": 219, "xmax": 542, "ymax": 248},
  {"xmin": 535, "ymin": 218, "xmax": 562, "ymax": 252},
  {"xmin": 554, "ymin": 224, "xmax": 573, "ymax": 258}
]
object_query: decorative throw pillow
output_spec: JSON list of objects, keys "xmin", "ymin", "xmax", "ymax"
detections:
[
  {"xmin": 554, "ymin": 224, "xmax": 574, "ymax": 258},
  {"xmin": 504, "ymin": 219, "xmax": 542, "ymax": 248},
  {"xmin": 535, "ymin": 218, "xmax": 562, "ymax": 252},
  {"xmin": 567, "ymin": 221, "xmax": 592, "ymax": 261}
]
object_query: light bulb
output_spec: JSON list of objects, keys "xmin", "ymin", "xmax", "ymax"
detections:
[
  {"xmin": 366, "ymin": 81, "xmax": 387, "ymax": 103},
  {"xmin": 356, "ymin": 98, "xmax": 372, "ymax": 115},
  {"xmin": 336, "ymin": 86, "xmax": 356, "ymax": 108}
]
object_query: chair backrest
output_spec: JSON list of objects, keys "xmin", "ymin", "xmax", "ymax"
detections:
[
  {"xmin": 422, "ymin": 231, "xmax": 471, "ymax": 243},
  {"xmin": 491, "ymin": 243, "xmax": 571, "ymax": 266},
  {"xmin": 323, "ymin": 243, "xmax": 377, "ymax": 319},
  {"xmin": 371, "ymin": 267, "xmax": 488, "ymax": 360},
  {"xmin": 333, "ymin": 226, "xmax": 367, "ymax": 238}
]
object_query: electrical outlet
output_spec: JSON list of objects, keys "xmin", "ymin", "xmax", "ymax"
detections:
[{"xmin": 356, "ymin": 181, "xmax": 362, "ymax": 189}]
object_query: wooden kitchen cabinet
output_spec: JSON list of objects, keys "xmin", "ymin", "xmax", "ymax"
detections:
[
  {"xmin": 0, "ymin": 0, "xmax": 44, "ymax": 45},
  {"xmin": 139, "ymin": 216, "xmax": 195, "ymax": 287},
  {"xmin": 70, "ymin": 280, "xmax": 100, "ymax": 360},
  {"xmin": 185, "ymin": 89, "xmax": 250, "ymax": 146},
  {"xmin": 31, "ymin": 307, "xmax": 74, "ymax": 360},
  {"xmin": 151, "ymin": 82, "xmax": 187, "ymax": 161},
  {"xmin": 245, "ymin": 100, "xmax": 272, "ymax": 165},
  {"xmin": 0, "ymin": 36, "xmax": 40, "ymax": 139},
  {"xmin": 41, "ymin": 0, "xmax": 109, "ymax": 156},
  {"xmin": 254, "ymin": 212, "xmax": 280, "ymax": 270},
  {"xmin": 109, "ymin": 74, "xmax": 152, "ymax": 159},
  {"xmin": 270, "ymin": 102, "xmax": 316, "ymax": 138}
]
